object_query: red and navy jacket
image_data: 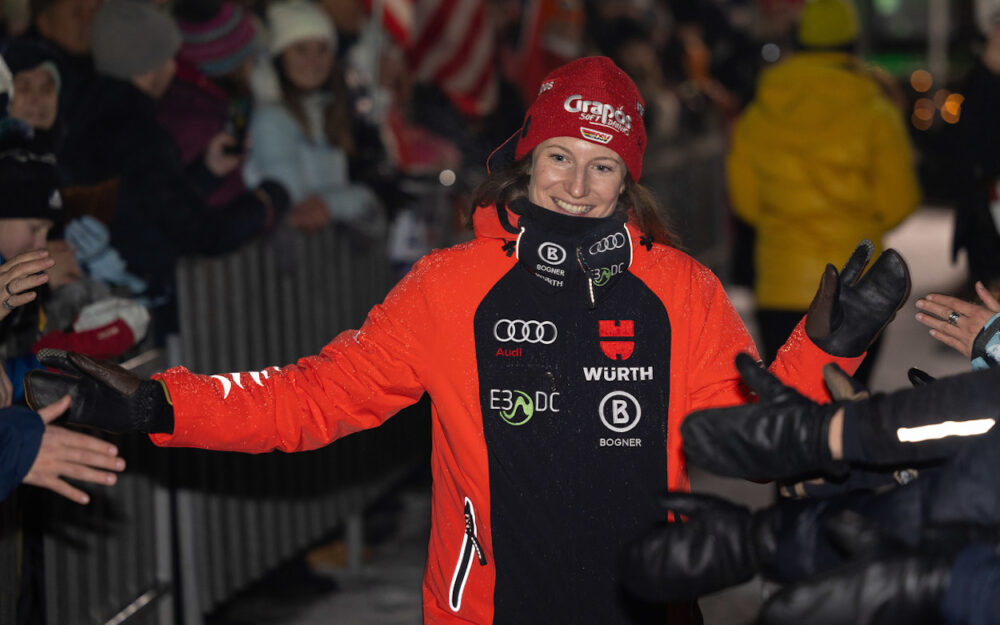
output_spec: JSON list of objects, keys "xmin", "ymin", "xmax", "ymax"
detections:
[{"xmin": 151, "ymin": 200, "xmax": 861, "ymax": 624}]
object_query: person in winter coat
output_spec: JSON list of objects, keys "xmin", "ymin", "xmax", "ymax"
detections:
[
  {"xmin": 25, "ymin": 56, "xmax": 910, "ymax": 625},
  {"xmin": 56, "ymin": 0, "xmax": 289, "ymax": 340},
  {"xmin": 157, "ymin": 0, "xmax": 262, "ymax": 209},
  {"xmin": 951, "ymin": 0, "xmax": 1000, "ymax": 296},
  {"xmin": 243, "ymin": 0, "xmax": 384, "ymax": 237},
  {"xmin": 727, "ymin": 0, "xmax": 920, "ymax": 381}
]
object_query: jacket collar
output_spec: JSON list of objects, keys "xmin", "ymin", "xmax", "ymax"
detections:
[{"xmin": 479, "ymin": 198, "xmax": 634, "ymax": 307}]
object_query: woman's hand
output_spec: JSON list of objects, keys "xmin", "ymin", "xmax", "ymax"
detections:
[
  {"xmin": 915, "ymin": 281, "xmax": 1000, "ymax": 357},
  {"xmin": 22, "ymin": 395, "xmax": 126, "ymax": 504},
  {"xmin": 0, "ymin": 249, "xmax": 53, "ymax": 320}
]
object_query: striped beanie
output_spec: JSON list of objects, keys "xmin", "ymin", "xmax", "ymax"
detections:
[{"xmin": 177, "ymin": 2, "xmax": 258, "ymax": 77}]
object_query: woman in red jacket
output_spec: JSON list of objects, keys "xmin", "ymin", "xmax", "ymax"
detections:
[{"xmin": 27, "ymin": 57, "xmax": 907, "ymax": 625}]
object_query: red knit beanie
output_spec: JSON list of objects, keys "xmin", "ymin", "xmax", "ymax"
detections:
[{"xmin": 490, "ymin": 56, "xmax": 646, "ymax": 180}]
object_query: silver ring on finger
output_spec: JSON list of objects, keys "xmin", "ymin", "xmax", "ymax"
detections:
[
  {"xmin": 948, "ymin": 311, "xmax": 961, "ymax": 326},
  {"xmin": 2, "ymin": 299, "xmax": 14, "ymax": 311},
  {"xmin": 4, "ymin": 282, "xmax": 13, "ymax": 297}
]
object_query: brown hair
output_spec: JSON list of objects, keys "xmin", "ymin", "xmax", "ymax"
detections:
[
  {"xmin": 468, "ymin": 155, "xmax": 680, "ymax": 247},
  {"xmin": 274, "ymin": 55, "xmax": 355, "ymax": 156}
]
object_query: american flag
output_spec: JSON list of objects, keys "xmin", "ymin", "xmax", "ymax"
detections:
[{"xmin": 369, "ymin": 0, "xmax": 499, "ymax": 118}]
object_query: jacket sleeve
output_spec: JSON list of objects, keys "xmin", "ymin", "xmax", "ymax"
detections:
[
  {"xmin": 0, "ymin": 407, "xmax": 44, "ymax": 501},
  {"xmin": 149, "ymin": 261, "xmax": 434, "ymax": 452}
]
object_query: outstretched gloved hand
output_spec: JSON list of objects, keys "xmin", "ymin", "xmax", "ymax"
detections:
[
  {"xmin": 683, "ymin": 356, "xmax": 1000, "ymax": 482},
  {"xmin": 25, "ymin": 349, "xmax": 173, "ymax": 434},
  {"xmin": 681, "ymin": 353, "xmax": 847, "ymax": 481},
  {"xmin": 758, "ymin": 553, "xmax": 953, "ymax": 625},
  {"xmin": 621, "ymin": 491, "xmax": 870, "ymax": 603},
  {"xmin": 805, "ymin": 239, "xmax": 911, "ymax": 357}
]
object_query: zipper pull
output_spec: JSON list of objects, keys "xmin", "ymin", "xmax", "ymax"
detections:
[
  {"xmin": 576, "ymin": 246, "xmax": 596, "ymax": 309},
  {"xmin": 464, "ymin": 510, "xmax": 487, "ymax": 565}
]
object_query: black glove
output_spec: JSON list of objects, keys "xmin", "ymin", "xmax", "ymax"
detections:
[
  {"xmin": 805, "ymin": 240, "xmax": 911, "ymax": 357},
  {"xmin": 780, "ymin": 365, "xmax": 916, "ymax": 498},
  {"xmin": 907, "ymin": 367, "xmax": 935, "ymax": 386},
  {"xmin": 840, "ymin": 366, "xmax": 1000, "ymax": 467},
  {"xmin": 759, "ymin": 554, "xmax": 951, "ymax": 625},
  {"xmin": 622, "ymin": 493, "xmax": 758, "ymax": 602},
  {"xmin": 25, "ymin": 349, "xmax": 174, "ymax": 434},
  {"xmin": 680, "ymin": 353, "xmax": 848, "ymax": 481},
  {"xmin": 621, "ymin": 491, "xmax": 861, "ymax": 602}
]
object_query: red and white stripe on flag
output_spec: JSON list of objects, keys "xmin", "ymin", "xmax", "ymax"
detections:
[{"xmin": 369, "ymin": 0, "xmax": 498, "ymax": 117}]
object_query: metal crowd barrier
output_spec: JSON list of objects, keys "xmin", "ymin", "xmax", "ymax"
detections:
[
  {"xmin": 34, "ymin": 224, "xmax": 430, "ymax": 625},
  {"xmin": 643, "ymin": 131, "xmax": 731, "ymax": 272}
]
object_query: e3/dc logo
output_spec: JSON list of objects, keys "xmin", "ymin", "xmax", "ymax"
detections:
[
  {"xmin": 493, "ymin": 319, "xmax": 558, "ymax": 344},
  {"xmin": 538, "ymin": 242, "xmax": 566, "ymax": 265},
  {"xmin": 490, "ymin": 389, "xmax": 560, "ymax": 426},
  {"xmin": 599, "ymin": 390, "xmax": 641, "ymax": 433}
]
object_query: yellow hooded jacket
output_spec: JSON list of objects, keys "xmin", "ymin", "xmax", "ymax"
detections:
[{"xmin": 728, "ymin": 52, "xmax": 920, "ymax": 310}]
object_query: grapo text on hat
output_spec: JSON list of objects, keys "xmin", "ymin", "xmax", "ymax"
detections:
[{"xmin": 564, "ymin": 95, "xmax": 632, "ymax": 135}]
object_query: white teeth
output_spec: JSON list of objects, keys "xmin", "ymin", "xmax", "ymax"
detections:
[{"xmin": 553, "ymin": 198, "xmax": 591, "ymax": 214}]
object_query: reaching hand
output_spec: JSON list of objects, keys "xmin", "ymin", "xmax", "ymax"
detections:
[
  {"xmin": 621, "ymin": 493, "xmax": 758, "ymax": 602},
  {"xmin": 805, "ymin": 240, "xmax": 911, "ymax": 357},
  {"xmin": 25, "ymin": 349, "xmax": 174, "ymax": 434},
  {"xmin": 23, "ymin": 395, "xmax": 126, "ymax": 504},
  {"xmin": 0, "ymin": 249, "xmax": 53, "ymax": 321},
  {"xmin": 759, "ymin": 554, "xmax": 952, "ymax": 625},
  {"xmin": 915, "ymin": 281, "xmax": 1000, "ymax": 357},
  {"xmin": 680, "ymin": 353, "xmax": 847, "ymax": 481}
]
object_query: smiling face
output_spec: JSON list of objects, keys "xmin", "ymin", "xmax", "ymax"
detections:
[
  {"xmin": 527, "ymin": 137, "xmax": 627, "ymax": 218},
  {"xmin": 280, "ymin": 38, "xmax": 334, "ymax": 92}
]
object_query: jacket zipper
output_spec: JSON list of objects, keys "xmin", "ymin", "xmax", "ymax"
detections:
[
  {"xmin": 576, "ymin": 246, "xmax": 597, "ymax": 309},
  {"xmin": 449, "ymin": 497, "xmax": 486, "ymax": 612}
]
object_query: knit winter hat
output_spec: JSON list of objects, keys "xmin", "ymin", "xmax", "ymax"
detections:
[
  {"xmin": 177, "ymin": 2, "xmax": 259, "ymax": 77},
  {"xmin": 489, "ymin": 56, "xmax": 646, "ymax": 180},
  {"xmin": 797, "ymin": 0, "xmax": 859, "ymax": 48},
  {"xmin": 267, "ymin": 0, "xmax": 337, "ymax": 56},
  {"xmin": 0, "ymin": 119, "xmax": 62, "ymax": 223},
  {"xmin": 3, "ymin": 39, "xmax": 61, "ymax": 93},
  {"xmin": 91, "ymin": 0, "xmax": 182, "ymax": 80}
]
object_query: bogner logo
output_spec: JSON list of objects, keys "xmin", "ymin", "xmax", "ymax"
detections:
[
  {"xmin": 599, "ymin": 320, "xmax": 634, "ymax": 360},
  {"xmin": 494, "ymin": 319, "xmax": 558, "ymax": 344},
  {"xmin": 599, "ymin": 390, "xmax": 641, "ymax": 433},
  {"xmin": 490, "ymin": 388, "xmax": 560, "ymax": 426},
  {"xmin": 564, "ymin": 95, "xmax": 632, "ymax": 135},
  {"xmin": 538, "ymin": 242, "xmax": 566, "ymax": 265}
]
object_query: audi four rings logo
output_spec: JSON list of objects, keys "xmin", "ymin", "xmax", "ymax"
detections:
[
  {"xmin": 588, "ymin": 232, "xmax": 626, "ymax": 255},
  {"xmin": 493, "ymin": 319, "xmax": 558, "ymax": 344}
]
